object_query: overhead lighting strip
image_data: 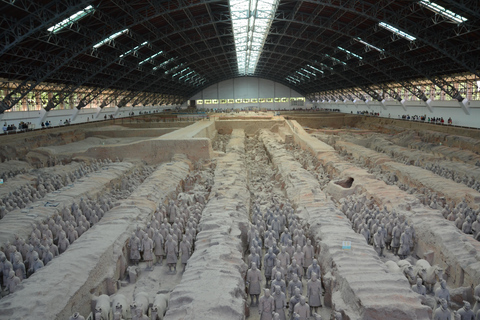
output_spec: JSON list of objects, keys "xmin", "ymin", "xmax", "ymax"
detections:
[
  {"xmin": 47, "ymin": 5, "xmax": 95, "ymax": 33},
  {"xmin": 230, "ymin": 0, "xmax": 280, "ymax": 75},
  {"xmin": 418, "ymin": 0, "xmax": 467, "ymax": 23},
  {"xmin": 153, "ymin": 57, "xmax": 176, "ymax": 71},
  {"xmin": 120, "ymin": 41, "xmax": 148, "ymax": 58},
  {"xmin": 93, "ymin": 28, "xmax": 128, "ymax": 48},
  {"xmin": 307, "ymin": 64, "xmax": 324, "ymax": 73},
  {"xmin": 337, "ymin": 46, "xmax": 363, "ymax": 60},
  {"xmin": 139, "ymin": 51, "xmax": 164, "ymax": 65},
  {"xmin": 354, "ymin": 37, "xmax": 384, "ymax": 52},
  {"xmin": 325, "ymin": 53, "xmax": 347, "ymax": 66},
  {"xmin": 378, "ymin": 22, "xmax": 416, "ymax": 41}
]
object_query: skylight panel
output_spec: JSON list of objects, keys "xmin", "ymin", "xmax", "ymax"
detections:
[
  {"xmin": 139, "ymin": 51, "xmax": 164, "ymax": 65},
  {"xmin": 300, "ymin": 68, "xmax": 316, "ymax": 76},
  {"xmin": 230, "ymin": 0, "xmax": 280, "ymax": 75},
  {"xmin": 418, "ymin": 0, "xmax": 467, "ymax": 23},
  {"xmin": 296, "ymin": 71, "xmax": 310, "ymax": 79},
  {"xmin": 354, "ymin": 37, "xmax": 384, "ymax": 52},
  {"xmin": 153, "ymin": 57, "xmax": 176, "ymax": 71},
  {"xmin": 378, "ymin": 22, "xmax": 416, "ymax": 41},
  {"xmin": 120, "ymin": 41, "xmax": 148, "ymax": 58},
  {"xmin": 325, "ymin": 54, "xmax": 347, "ymax": 66},
  {"xmin": 47, "ymin": 5, "xmax": 94, "ymax": 33},
  {"xmin": 337, "ymin": 46, "xmax": 363, "ymax": 60},
  {"xmin": 93, "ymin": 29, "xmax": 128, "ymax": 48},
  {"xmin": 307, "ymin": 65, "xmax": 324, "ymax": 73}
]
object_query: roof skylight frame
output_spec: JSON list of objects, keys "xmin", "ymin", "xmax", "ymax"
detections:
[
  {"xmin": 337, "ymin": 46, "xmax": 363, "ymax": 60},
  {"xmin": 47, "ymin": 5, "xmax": 95, "ymax": 34},
  {"xmin": 120, "ymin": 41, "xmax": 148, "ymax": 58},
  {"xmin": 418, "ymin": 0, "xmax": 468, "ymax": 24},
  {"xmin": 378, "ymin": 22, "xmax": 416, "ymax": 41},
  {"xmin": 139, "ymin": 51, "xmax": 164, "ymax": 65},
  {"xmin": 354, "ymin": 37, "xmax": 384, "ymax": 52},
  {"xmin": 93, "ymin": 28, "xmax": 129, "ymax": 49},
  {"xmin": 229, "ymin": 0, "xmax": 280, "ymax": 76}
]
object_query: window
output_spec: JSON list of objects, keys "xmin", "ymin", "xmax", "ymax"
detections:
[
  {"xmin": 274, "ymin": 98, "xmax": 280, "ymax": 102},
  {"xmin": 220, "ymin": 99, "xmax": 227, "ymax": 104},
  {"xmin": 197, "ymin": 100, "xmax": 203, "ymax": 105},
  {"xmin": 251, "ymin": 98, "xmax": 258, "ymax": 103},
  {"xmin": 228, "ymin": 99, "xmax": 234, "ymax": 103},
  {"xmin": 235, "ymin": 99, "xmax": 242, "ymax": 103},
  {"xmin": 259, "ymin": 98, "xmax": 266, "ymax": 103},
  {"xmin": 204, "ymin": 100, "xmax": 211, "ymax": 104},
  {"xmin": 212, "ymin": 99, "xmax": 219, "ymax": 104},
  {"xmin": 243, "ymin": 99, "xmax": 250, "ymax": 103},
  {"xmin": 267, "ymin": 98, "xmax": 273, "ymax": 102}
]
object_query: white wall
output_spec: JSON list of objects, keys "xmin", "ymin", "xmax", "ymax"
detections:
[
  {"xmin": 190, "ymin": 77, "xmax": 305, "ymax": 110},
  {"xmin": 0, "ymin": 104, "xmax": 183, "ymax": 130},
  {"xmin": 320, "ymin": 99, "xmax": 480, "ymax": 128}
]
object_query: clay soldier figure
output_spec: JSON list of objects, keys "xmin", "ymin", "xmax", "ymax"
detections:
[
  {"xmin": 288, "ymin": 259, "xmax": 302, "ymax": 283},
  {"xmin": 271, "ymin": 260, "xmax": 285, "ymax": 281},
  {"xmin": 6, "ymin": 270, "xmax": 20, "ymax": 294},
  {"xmin": 280, "ymin": 228, "xmax": 291, "ymax": 246},
  {"xmin": 271, "ymin": 271, "xmax": 286, "ymax": 295},
  {"xmin": 128, "ymin": 233, "xmax": 141, "ymax": 265},
  {"xmin": 58, "ymin": 231, "xmax": 70, "ymax": 254},
  {"xmin": 307, "ymin": 273, "xmax": 323, "ymax": 313},
  {"xmin": 165, "ymin": 235, "xmax": 178, "ymax": 273},
  {"xmin": 293, "ymin": 246, "xmax": 305, "ymax": 277},
  {"xmin": 307, "ymin": 259, "xmax": 321, "ymax": 280},
  {"xmin": 152, "ymin": 229, "xmax": 164, "ymax": 265},
  {"xmin": 302, "ymin": 240, "xmax": 314, "ymax": 274},
  {"xmin": 373, "ymin": 229, "xmax": 386, "ymax": 257},
  {"xmin": 273, "ymin": 285, "xmax": 287, "ymax": 320},
  {"xmin": 457, "ymin": 301, "xmax": 475, "ymax": 320},
  {"xmin": 433, "ymin": 298, "xmax": 452, "ymax": 320},
  {"xmin": 133, "ymin": 307, "xmax": 149, "ymax": 320},
  {"xmin": 411, "ymin": 278, "xmax": 426, "ymax": 296},
  {"xmin": 277, "ymin": 246, "xmax": 290, "ymax": 275},
  {"xmin": 293, "ymin": 296, "xmax": 310, "ymax": 320},
  {"xmin": 247, "ymin": 262, "xmax": 262, "ymax": 306},
  {"xmin": 179, "ymin": 235, "xmax": 191, "ymax": 272},
  {"xmin": 289, "ymin": 288, "xmax": 302, "ymax": 319},
  {"xmin": 398, "ymin": 229, "xmax": 411, "ymax": 259},
  {"xmin": 141, "ymin": 233, "xmax": 154, "ymax": 270},
  {"xmin": 288, "ymin": 274, "xmax": 303, "ymax": 298},
  {"xmin": 436, "ymin": 280, "xmax": 451, "ymax": 307},
  {"xmin": 312, "ymin": 313, "xmax": 322, "ymax": 320},
  {"xmin": 286, "ymin": 240, "xmax": 295, "ymax": 260},
  {"xmin": 473, "ymin": 283, "xmax": 480, "ymax": 315},
  {"xmin": 391, "ymin": 224, "xmax": 402, "ymax": 255},
  {"xmin": 264, "ymin": 248, "xmax": 277, "ymax": 287},
  {"xmin": 248, "ymin": 246, "xmax": 261, "ymax": 271},
  {"xmin": 29, "ymin": 251, "xmax": 44, "ymax": 274},
  {"xmin": 69, "ymin": 313, "xmax": 86, "ymax": 320},
  {"xmin": 13, "ymin": 255, "xmax": 26, "ymax": 280},
  {"xmin": 259, "ymin": 289, "xmax": 275, "ymax": 320},
  {"xmin": 167, "ymin": 200, "xmax": 178, "ymax": 223}
]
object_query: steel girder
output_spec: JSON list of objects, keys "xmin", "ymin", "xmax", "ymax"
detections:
[
  {"xmin": 0, "ymin": 0, "xmax": 92, "ymax": 57},
  {"xmin": 0, "ymin": 1, "xmax": 229, "ymax": 111},
  {"xmin": 1, "ymin": 0, "xmax": 479, "ymax": 111}
]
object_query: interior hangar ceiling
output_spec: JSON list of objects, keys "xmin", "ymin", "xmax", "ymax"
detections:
[{"xmin": 0, "ymin": 0, "xmax": 479, "ymax": 111}]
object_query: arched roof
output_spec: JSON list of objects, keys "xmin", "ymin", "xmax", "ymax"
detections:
[{"xmin": 0, "ymin": 0, "xmax": 478, "ymax": 111}]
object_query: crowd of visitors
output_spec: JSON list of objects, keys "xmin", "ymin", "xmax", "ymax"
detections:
[
  {"xmin": 400, "ymin": 114, "xmax": 453, "ymax": 125},
  {"xmin": 2, "ymin": 122, "xmax": 33, "ymax": 133}
]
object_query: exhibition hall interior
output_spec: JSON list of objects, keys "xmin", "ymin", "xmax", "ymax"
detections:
[{"xmin": 0, "ymin": 1, "xmax": 479, "ymax": 320}]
